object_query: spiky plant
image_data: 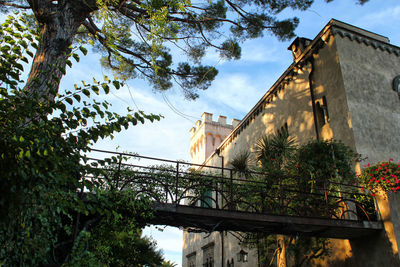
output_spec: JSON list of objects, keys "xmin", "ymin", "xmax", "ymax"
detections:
[{"xmin": 255, "ymin": 128, "xmax": 296, "ymax": 173}]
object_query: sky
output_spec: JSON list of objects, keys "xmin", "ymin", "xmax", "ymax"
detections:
[{"xmin": 4, "ymin": 0, "xmax": 400, "ymax": 266}]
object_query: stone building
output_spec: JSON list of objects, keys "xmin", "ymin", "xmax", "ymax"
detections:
[{"xmin": 182, "ymin": 19, "xmax": 400, "ymax": 267}]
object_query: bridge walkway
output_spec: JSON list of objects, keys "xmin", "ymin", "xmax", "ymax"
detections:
[{"xmin": 87, "ymin": 149, "xmax": 383, "ymax": 239}]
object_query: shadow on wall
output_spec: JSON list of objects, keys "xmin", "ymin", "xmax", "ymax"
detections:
[
  {"xmin": 318, "ymin": 232, "xmax": 400, "ymax": 267},
  {"xmin": 224, "ymin": 65, "xmax": 317, "ymax": 167}
]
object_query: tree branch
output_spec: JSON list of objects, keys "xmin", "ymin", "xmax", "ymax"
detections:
[{"xmin": 0, "ymin": 1, "xmax": 30, "ymax": 9}]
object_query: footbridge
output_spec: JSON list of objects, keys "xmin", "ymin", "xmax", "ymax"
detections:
[{"xmin": 85, "ymin": 149, "xmax": 383, "ymax": 239}]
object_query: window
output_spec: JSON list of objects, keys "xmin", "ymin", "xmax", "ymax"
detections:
[
  {"xmin": 200, "ymin": 190, "xmax": 213, "ymax": 208},
  {"xmin": 392, "ymin": 75, "xmax": 400, "ymax": 99},
  {"xmin": 227, "ymin": 258, "xmax": 234, "ymax": 267},
  {"xmin": 186, "ymin": 252, "xmax": 196, "ymax": 267},
  {"xmin": 202, "ymin": 243, "xmax": 214, "ymax": 267},
  {"xmin": 316, "ymin": 96, "xmax": 329, "ymax": 127}
]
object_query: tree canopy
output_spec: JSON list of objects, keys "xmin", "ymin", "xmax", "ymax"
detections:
[
  {"xmin": 0, "ymin": 14, "xmax": 167, "ymax": 266},
  {"xmin": 0, "ymin": 0, "xmax": 367, "ymax": 100}
]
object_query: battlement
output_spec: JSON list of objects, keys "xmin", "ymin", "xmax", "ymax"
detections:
[
  {"xmin": 190, "ymin": 112, "xmax": 240, "ymax": 137},
  {"xmin": 189, "ymin": 112, "xmax": 241, "ymax": 164}
]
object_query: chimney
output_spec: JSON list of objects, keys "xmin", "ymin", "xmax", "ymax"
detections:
[{"xmin": 287, "ymin": 37, "xmax": 312, "ymax": 61}]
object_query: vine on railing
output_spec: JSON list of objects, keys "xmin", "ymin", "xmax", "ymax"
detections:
[{"xmin": 84, "ymin": 149, "xmax": 378, "ymax": 222}]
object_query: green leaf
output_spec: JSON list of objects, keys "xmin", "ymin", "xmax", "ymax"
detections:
[
  {"xmin": 66, "ymin": 59, "xmax": 72, "ymax": 68},
  {"xmin": 1, "ymin": 45, "xmax": 10, "ymax": 52},
  {"xmin": 15, "ymin": 63, "xmax": 24, "ymax": 71},
  {"xmin": 79, "ymin": 46, "xmax": 88, "ymax": 55},
  {"xmin": 65, "ymin": 97, "xmax": 73, "ymax": 105},
  {"xmin": 112, "ymin": 80, "xmax": 120, "ymax": 89},
  {"xmin": 92, "ymin": 85, "xmax": 99, "ymax": 95},
  {"xmin": 72, "ymin": 53, "xmax": 80, "ymax": 62},
  {"xmin": 18, "ymin": 39, "xmax": 28, "ymax": 49},
  {"xmin": 82, "ymin": 89, "xmax": 90, "ymax": 97},
  {"xmin": 58, "ymin": 66, "xmax": 66, "ymax": 75},
  {"xmin": 73, "ymin": 94, "xmax": 81, "ymax": 102},
  {"xmin": 101, "ymin": 83, "xmax": 110, "ymax": 94}
]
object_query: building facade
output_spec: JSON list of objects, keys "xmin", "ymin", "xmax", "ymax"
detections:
[{"xmin": 183, "ymin": 19, "xmax": 400, "ymax": 267}]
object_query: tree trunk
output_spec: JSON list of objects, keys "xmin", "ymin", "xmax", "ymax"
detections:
[
  {"xmin": 24, "ymin": 0, "xmax": 95, "ymax": 100},
  {"xmin": 277, "ymin": 235, "xmax": 286, "ymax": 267}
]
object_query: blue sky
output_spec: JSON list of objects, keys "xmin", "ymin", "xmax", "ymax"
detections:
[
  {"xmin": 3, "ymin": 0, "xmax": 400, "ymax": 265},
  {"xmin": 96, "ymin": 1, "xmax": 400, "ymax": 264}
]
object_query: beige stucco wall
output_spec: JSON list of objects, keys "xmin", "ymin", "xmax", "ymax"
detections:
[
  {"xmin": 183, "ymin": 32, "xmax": 330, "ymax": 267},
  {"xmin": 182, "ymin": 231, "xmax": 258, "ymax": 267},
  {"xmin": 190, "ymin": 113, "xmax": 236, "ymax": 165},
  {"xmin": 182, "ymin": 21, "xmax": 400, "ymax": 267}
]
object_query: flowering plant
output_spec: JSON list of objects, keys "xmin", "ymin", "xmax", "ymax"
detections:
[{"xmin": 358, "ymin": 159, "xmax": 400, "ymax": 196}]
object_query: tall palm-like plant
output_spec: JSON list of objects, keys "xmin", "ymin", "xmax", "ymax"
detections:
[
  {"xmin": 230, "ymin": 150, "xmax": 251, "ymax": 178},
  {"xmin": 254, "ymin": 128, "xmax": 296, "ymax": 267},
  {"xmin": 255, "ymin": 128, "xmax": 296, "ymax": 174}
]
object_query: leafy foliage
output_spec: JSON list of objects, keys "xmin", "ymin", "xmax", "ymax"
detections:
[
  {"xmin": 229, "ymin": 150, "xmax": 251, "ymax": 175},
  {"xmin": 162, "ymin": 260, "xmax": 178, "ymax": 267},
  {"xmin": 294, "ymin": 139, "xmax": 360, "ymax": 185},
  {"xmin": 255, "ymin": 127, "xmax": 296, "ymax": 174},
  {"xmin": 0, "ymin": 14, "xmax": 164, "ymax": 266},
  {"xmin": 235, "ymin": 130, "xmax": 360, "ymax": 267},
  {"xmin": 0, "ymin": 0, "xmax": 368, "ymax": 100}
]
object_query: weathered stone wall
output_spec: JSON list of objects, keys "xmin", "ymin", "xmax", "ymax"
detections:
[
  {"xmin": 335, "ymin": 29, "xmax": 400, "ymax": 164},
  {"xmin": 182, "ymin": 231, "xmax": 258, "ymax": 267}
]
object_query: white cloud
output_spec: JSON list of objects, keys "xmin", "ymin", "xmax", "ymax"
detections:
[
  {"xmin": 357, "ymin": 5, "xmax": 400, "ymax": 27},
  {"xmin": 204, "ymin": 72, "xmax": 269, "ymax": 114},
  {"xmin": 240, "ymin": 39, "xmax": 283, "ymax": 63}
]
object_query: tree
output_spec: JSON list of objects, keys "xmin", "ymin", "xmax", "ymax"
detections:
[
  {"xmin": 254, "ymin": 128, "xmax": 296, "ymax": 267},
  {"xmin": 162, "ymin": 260, "xmax": 178, "ymax": 267},
  {"xmin": 0, "ymin": 0, "xmax": 367, "ymax": 101},
  {"xmin": 230, "ymin": 130, "xmax": 361, "ymax": 267},
  {"xmin": 0, "ymin": 14, "xmax": 166, "ymax": 266}
]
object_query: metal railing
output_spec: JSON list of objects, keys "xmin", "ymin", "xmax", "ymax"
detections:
[{"xmin": 83, "ymin": 149, "xmax": 378, "ymax": 222}]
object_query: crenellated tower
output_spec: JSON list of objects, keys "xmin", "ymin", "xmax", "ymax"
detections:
[{"xmin": 189, "ymin": 112, "xmax": 240, "ymax": 165}]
